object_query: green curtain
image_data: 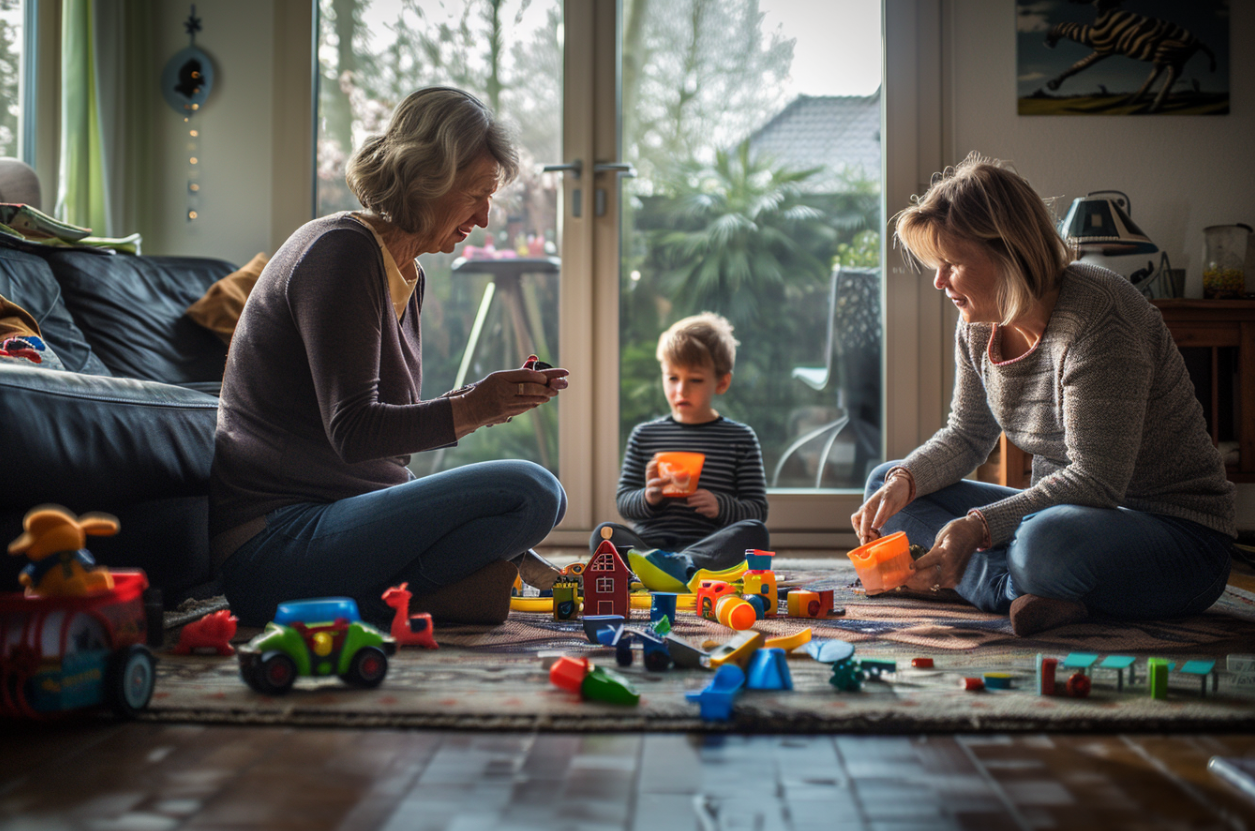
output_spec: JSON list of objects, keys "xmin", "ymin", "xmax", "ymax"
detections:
[{"xmin": 55, "ymin": 0, "xmax": 153, "ymax": 238}]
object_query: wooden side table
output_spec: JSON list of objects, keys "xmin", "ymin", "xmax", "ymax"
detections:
[
  {"xmin": 995, "ymin": 299, "xmax": 1255, "ymax": 486},
  {"xmin": 1151, "ymin": 299, "xmax": 1255, "ymax": 483}
]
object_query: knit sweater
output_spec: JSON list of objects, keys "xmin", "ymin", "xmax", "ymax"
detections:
[
  {"xmin": 209, "ymin": 214, "xmax": 456, "ymax": 541},
  {"xmin": 616, "ymin": 416, "xmax": 768, "ymax": 547},
  {"xmin": 901, "ymin": 263, "xmax": 1235, "ymax": 546}
]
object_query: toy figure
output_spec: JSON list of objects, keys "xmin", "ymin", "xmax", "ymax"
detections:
[
  {"xmin": 172, "ymin": 609, "xmax": 239, "ymax": 656},
  {"xmin": 381, "ymin": 582, "xmax": 439, "ymax": 649},
  {"xmin": 7, "ymin": 504, "xmax": 118, "ymax": 597}
]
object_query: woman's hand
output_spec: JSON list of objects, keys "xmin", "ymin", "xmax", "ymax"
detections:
[
  {"xmin": 903, "ymin": 515, "xmax": 985, "ymax": 591},
  {"xmin": 850, "ymin": 475, "xmax": 912, "ymax": 545},
  {"xmin": 450, "ymin": 367, "xmax": 569, "ymax": 438}
]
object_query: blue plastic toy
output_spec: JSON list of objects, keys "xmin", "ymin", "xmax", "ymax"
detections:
[
  {"xmin": 803, "ymin": 639, "xmax": 855, "ymax": 664},
  {"xmin": 582, "ymin": 614, "xmax": 625, "ymax": 645},
  {"xmin": 746, "ymin": 647, "xmax": 792, "ymax": 690},
  {"xmin": 687, "ymin": 663, "xmax": 746, "ymax": 720}
]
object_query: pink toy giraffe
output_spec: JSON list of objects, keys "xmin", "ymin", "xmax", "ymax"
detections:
[{"xmin": 381, "ymin": 582, "xmax": 439, "ymax": 649}]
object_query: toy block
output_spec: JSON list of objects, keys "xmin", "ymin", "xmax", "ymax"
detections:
[
  {"xmin": 787, "ymin": 588, "xmax": 836, "ymax": 618},
  {"xmin": 553, "ymin": 579, "xmax": 580, "ymax": 621},
  {"xmin": 650, "ymin": 592, "xmax": 678, "ymax": 628},
  {"xmin": 1098, "ymin": 655, "xmax": 1136, "ymax": 691},
  {"xmin": 983, "ymin": 672, "xmax": 1012, "ymax": 690},
  {"xmin": 582, "ymin": 614, "xmax": 625, "ymax": 644},
  {"xmin": 706, "ymin": 630, "xmax": 766, "ymax": 671},
  {"xmin": 695, "ymin": 580, "xmax": 739, "ymax": 621},
  {"xmin": 585, "ymin": 534, "xmax": 632, "ymax": 618},
  {"xmin": 550, "ymin": 656, "xmax": 592, "ymax": 693},
  {"xmin": 961, "ymin": 677, "xmax": 984, "ymax": 692},
  {"xmin": 686, "ymin": 663, "xmax": 745, "ymax": 720},
  {"xmin": 765, "ymin": 628, "xmax": 812, "ymax": 653},
  {"xmin": 803, "ymin": 639, "xmax": 855, "ymax": 664},
  {"xmin": 1179, "ymin": 659, "xmax": 1218, "ymax": 696},
  {"xmin": 663, "ymin": 633, "xmax": 709, "ymax": 670},
  {"xmin": 744, "ymin": 549, "xmax": 775, "ymax": 570},
  {"xmin": 912, "ymin": 657, "xmax": 934, "ymax": 669},
  {"xmin": 746, "ymin": 647, "xmax": 793, "ymax": 691},
  {"xmin": 582, "ymin": 665, "xmax": 640, "ymax": 705},
  {"xmin": 1037, "ymin": 655, "xmax": 1057, "ymax": 695},
  {"xmin": 1148, "ymin": 657, "xmax": 1170, "ymax": 700},
  {"xmin": 1061, "ymin": 652, "xmax": 1099, "ymax": 674},
  {"xmin": 742, "ymin": 569, "xmax": 778, "ymax": 618}
]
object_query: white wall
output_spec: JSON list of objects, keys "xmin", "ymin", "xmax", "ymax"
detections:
[
  {"xmin": 942, "ymin": 0, "xmax": 1255, "ymax": 528},
  {"xmin": 943, "ymin": 1, "xmax": 1254, "ymax": 296},
  {"xmin": 145, "ymin": 0, "xmax": 311, "ymax": 265}
]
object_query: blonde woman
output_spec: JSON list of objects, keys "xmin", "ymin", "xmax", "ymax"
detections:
[{"xmin": 852, "ymin": 154, "xmax": 1234, "ymax": 636}]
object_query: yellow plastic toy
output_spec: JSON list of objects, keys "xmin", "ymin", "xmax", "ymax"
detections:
[
  {"xmin": 685, "ymin": 561, "xmax": 749, "ymax": 593},
  {"xmin": 765, "ymin": 627, "xmax": 813, "ymax": 653},
  {"xmin": 706, "ymin": 630, "xmax": 766, "ymax": 670},
  {"xmin": 8, "ymin": 505, "xmax": 118, "ymax": 597}
]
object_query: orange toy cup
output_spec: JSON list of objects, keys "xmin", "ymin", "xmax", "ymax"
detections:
[
  {"xmin": 846, "ymin": 531, "xmax": 914, "ymax": 594},
  {"xmin": 655, "ymin": 452, "xmax": 705, "ymax": 496}
]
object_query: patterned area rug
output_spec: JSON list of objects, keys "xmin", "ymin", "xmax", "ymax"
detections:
[{"xmin": 145, "ymin": 559, "xmax": 1255, "ymax": 733}]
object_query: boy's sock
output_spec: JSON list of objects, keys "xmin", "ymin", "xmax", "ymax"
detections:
[{"xmin": 627, "ymin": 548, "xmax": 696, "ymax": 593}]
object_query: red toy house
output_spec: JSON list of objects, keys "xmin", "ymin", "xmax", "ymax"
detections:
[{"xmin": 583, "ymin": 539, "xmax": 631, "ymax": 618}]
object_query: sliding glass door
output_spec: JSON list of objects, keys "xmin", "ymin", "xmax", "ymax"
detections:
[{"xmin": 315, "ymin": 0, "xmax": 888, "ymax": 542}]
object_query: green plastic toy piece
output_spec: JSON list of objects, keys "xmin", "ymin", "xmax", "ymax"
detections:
[
  {"xmin": 829, "ymin": 658, "xmax": 865, "ymax": 692},
  {"xmin": 581, "ymin": 665, "xmax": 640, "ymax": 706},
  {"xmin": 651, "ymin": 615, "xmax": 672, "ymax": 636},
  {"xmin": 1148, "ymin": 657, "xmax": 1170, "ymax": 700}
]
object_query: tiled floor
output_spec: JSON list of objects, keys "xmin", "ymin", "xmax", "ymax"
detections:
[{"xmin": 3, "ymin": 725, "xmax": 1254, "ymax": 830}]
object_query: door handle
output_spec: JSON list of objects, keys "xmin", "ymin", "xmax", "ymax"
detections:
[
  {"xmin": 542, "ymin": 159, "xmax": 583, "ymax": 217},
  {"xmin": 593, "ymin": 161, "xmax": 636, "ymax": 216},
  {"xmin": 593, "ymin": 162, "xmax": 635, "ymax": 178},
  {"xmin": 541, "ymin": 159, "xmax": 582, "ymax": 179}
]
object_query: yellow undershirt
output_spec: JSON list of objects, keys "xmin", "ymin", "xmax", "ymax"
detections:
[{"xmin": 349, "ymin": 212, "xmax": 421, "ymax": 321}]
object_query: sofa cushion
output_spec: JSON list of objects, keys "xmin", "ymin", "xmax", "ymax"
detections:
[
  {"xmin": 42, "ymin": 249, "xmax": 235, "ymax": 385},
  {"xmin": 0, "ymin": 362, "xmax": 219, "ymax": 509},
  {"xmin": 0, "ymin": 246, "xmax": 113, "ymax": 374},
  {"xmin": 184, "ymin": 251, "xmax": 268, "ymax": 343}
]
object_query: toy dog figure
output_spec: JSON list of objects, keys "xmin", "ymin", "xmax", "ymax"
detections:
[
  {"xmin": 7, "ymin": 505, "xmax": 118, "ymax": 597},
  {"xmin": 172, "ymin": 609, "xmax": 239, "ymax": 656}
]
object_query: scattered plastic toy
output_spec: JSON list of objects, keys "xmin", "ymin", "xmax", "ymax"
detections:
[
  {"xmin": 585, "ymin": 529, "xmax": 632, "ymax": 618},
  {"xmin": 1066, "ymin": 671, "xmax": 1092, "ymax": 698},
  {"xmin": 237, "ymin": 597, "xmax": 396, "ymax": 695},
  {"xmin": 381, "ymin": 582, "xmax": 439, "ymax": 649},
  {"xmin": 764, "ymin": 627, "xmax": 812, "ymax": 653},
  {"xmin": 549, "ymin": 655, "xmax": 640, "ymax": 705},
  {"xmin": 582, "ymin": 614, "xmax": 625, "ymax": 645},
  {"xmin": 983, "ymin": 672, "xmax": 1013, "ymax": 690},
  {"xmin": 172, "ymin": 609, "xmax": 239, "ymax": 656},
  {"xmin": 911, "ymin": 657, "xmax": 934, "ymax": 669},
  {"xmin": 746, "ymin": 647, "xmax": 793, "ymax": 690},
  {"xmin": 686, "ymin": 663, "xmax": 745, "ymax": 720},
  {"xmin": 706, "ymin": 630, "xmax": 766, "ymax": 671},
  {"xmin": 663, "ymin": 632, "xmax": 709, "ymax": 669},
  {"xmin": 830, "ymin": 658, "xmax": 866, "ymax": 692},
  {"xmin": 961, "ymin": 677, "xmax": 985, "ymax": 692},
  {"xmin": 803, "ymin": 639, "xmax": 855, "ymax": 664},
  {"xmin": 8, "ymin": 504, "xmax": 119, "ymax": 597}
]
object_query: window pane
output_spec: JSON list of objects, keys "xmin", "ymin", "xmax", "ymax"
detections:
[
  {"xmin": 315, "ymin": 0, "xmax": 563, "ymax": 477},
  {"xmin": 619, "ymin": 0, "xmax": 883, "ymax": 491},
  {"xmin": 0, "ymin": 0, "xmax": 23, "ymax": 159}
]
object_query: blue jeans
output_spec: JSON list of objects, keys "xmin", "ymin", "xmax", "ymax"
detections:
[
  {"xmin": 865, "ymin": 461, "xmax": 1232, "ymax": 618},
  {"xmin": 221, "ymin": 460, "xmax": 566, "ymax": 627}
]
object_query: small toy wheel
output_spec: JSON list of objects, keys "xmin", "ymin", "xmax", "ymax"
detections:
[
  {"xmin": 106, "ymin": 645, "xmax": 157, "ymax": 718},
  {"xmin": 1066, "ymin": 672, "xmax": 1092, "ymax": 698},
  {"xmin": 255, "ymin": 652, "xmax": 298, "ymax": 695},
  {"xmin": 644, "ymin": 650, "xmax": 671, "ymax": 672},
  {"xmin": 342, "ymin": 646, "xmax": 388, "ymax": 688}
]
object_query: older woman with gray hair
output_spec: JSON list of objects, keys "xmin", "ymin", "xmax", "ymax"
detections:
[{"xmin": 210, "ymin": 87, "xmax": 567, "ymax": 627}]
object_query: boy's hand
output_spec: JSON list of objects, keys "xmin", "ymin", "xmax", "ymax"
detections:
[
  {"xmin": 686, "ymin": 488, "xmax": 718, "ymax": 518},
  {"xmin": 643, "ymin": 457, "xmax": 665, "ymax": 505}
]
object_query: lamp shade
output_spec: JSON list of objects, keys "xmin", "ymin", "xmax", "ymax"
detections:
[{"xmin": 1059, "ymin": 190, "xmax": 1158, "ymax": 257}]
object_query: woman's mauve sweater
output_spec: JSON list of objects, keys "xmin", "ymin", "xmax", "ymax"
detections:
[
  {"xmin": 900, "ymin": 263, "xmax": 1235, "ymax": 546},
  {"xmin": 209, "ymin": 215, "xmax": 456, "ymax": 541}
]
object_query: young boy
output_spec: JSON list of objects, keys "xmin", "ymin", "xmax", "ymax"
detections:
[{"xmin": 591, "ymin": 313, "xmax": 769, "ymax": 582}]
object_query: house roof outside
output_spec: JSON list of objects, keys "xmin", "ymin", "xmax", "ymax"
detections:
[{"xmin": 746, "ymin": 89, "xmax": 881, "ymax": 193}]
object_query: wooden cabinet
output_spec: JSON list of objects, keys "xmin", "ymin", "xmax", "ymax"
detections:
[{"xmin": 996, "ymin": 299, "xmax": 1255, "ymax": 486}]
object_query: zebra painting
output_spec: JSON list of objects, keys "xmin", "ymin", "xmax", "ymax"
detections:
[{"xmin": 1044, "ymin": 0, "xmax": 1217, "ymax": 113}]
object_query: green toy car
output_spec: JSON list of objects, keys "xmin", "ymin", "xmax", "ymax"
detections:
[{"xmin": 237, "ymin": 597, "xmax": 397, "ymax": 695}]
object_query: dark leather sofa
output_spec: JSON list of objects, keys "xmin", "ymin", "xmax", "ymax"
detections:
[{"xmin": 0, "ymin": 243, "xmax": 234, "ymax": 605}]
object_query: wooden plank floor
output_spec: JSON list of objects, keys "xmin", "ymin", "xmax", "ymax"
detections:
[{"xmin": 2, "ymin": 724, "xmax": 1254, "ymax": 830}]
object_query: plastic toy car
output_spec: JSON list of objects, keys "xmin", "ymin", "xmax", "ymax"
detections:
[
  {"xmin": 0, "ymin": 569, "xmax": 158, "ymax": 718},
  {"xmin": 237, "ymin": 597, "xmax": 397, "ymax": 695}
]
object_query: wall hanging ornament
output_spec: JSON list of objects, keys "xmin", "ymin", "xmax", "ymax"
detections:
[{"xmin": 161, "ymin": 6, "xmax": 214, "ymax": 222}]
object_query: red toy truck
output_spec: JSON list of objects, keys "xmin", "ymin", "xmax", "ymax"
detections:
[{"xmin": 0, "ymin": 570, "xmax": 157, "ymax": 718}]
